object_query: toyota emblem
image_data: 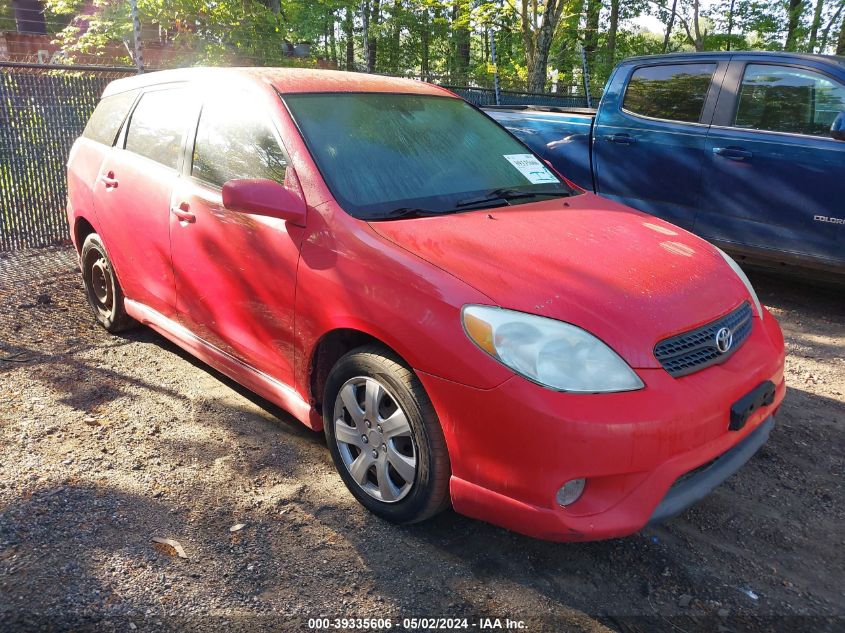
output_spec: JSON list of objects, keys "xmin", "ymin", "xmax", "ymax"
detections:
[{"xmin": 715, "ymin": 327, "xmax": 733, "ymax": 354}]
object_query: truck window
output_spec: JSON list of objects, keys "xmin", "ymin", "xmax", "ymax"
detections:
[
  {"xmin": 124, "ymin": 88, "xmax": 191, "ymax": 170},
  {"xmin": 734, "ymin": 64, "xmax": 845, "ymax": 137},
  {"xmin": 191, "ymin": 96, "xmax": 288, "ymax": 188},
  {"xmin": 82, "ymin": 90, "xmax": 138, "ymax": 146},
  {"xmin": 622, "ymin": 63, "xmax": 716, "ymax": 124}
]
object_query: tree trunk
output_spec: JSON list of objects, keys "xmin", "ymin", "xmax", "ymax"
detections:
[
  {"xmin": 518, "ymin": 0, "xmax": 567, "ymax": 93},
  {"xmin": 344, "ymin": 8, "xmax": 354, "ymax": 70},
  {"xmin": 390, "ymin": 0, "xmax": 401, "ymax": 73},
  {"xmin": 785, "ymin": 0, "xmax": 806, "ymax": 51},
  {"xmin": 522, "ymin": 0, "xmax": 565, "ymax": 93},
  {"xmin": 329, "ymin": 10, "xmax": 338, "ymax": 67},
  {"xmin": 582, "ymin": 0, "xmax": 601, "ymax": 78},
  {"xmin": 452, "ymin": 1, "xmax": 471, "ymax": 84},
  {"xmin": 269, "ymin": 0, "xmax": 280, "ymax": 15},
  {"xmin": 324, "ymin": 12, "xmax": 330, "ymax": 60},
  {"xmin": 367, "ymin": 0, "xmax": 381, "ymax": 73},
  {"xmin": 528, "ymin": 20, "xmax": 551, "ymax": 92},
  {"xmin": 607, "ymin": 0, "xmax": 619, "ymax": 62},
  {"xmin": 726, "ymin": 0, "xmax": 735, "ymax": 50},
  {"xmin": 421, "ymin": 10, "xmax": 430, "ymax": 81},
  {"xmin": 691, "ymin": 0, "xmax": 703, "ymax": 51},
  {"xmin": 809, "ymin": 0, "xmax": 825, "ymax": 52},
  {"xmin": 663, "ymin": 0, "xmax": 678, "ymax": 52},
  {"xmin": 838, "ymin": 16, "xmax": 845, "ymax": 55},
  {"xmin": 362, "ymin": 0, "xmax": 370, "ymax": 70},
  {"xmin": 819, "ymin": 2, "xmax": 844, "ymax": 51}
]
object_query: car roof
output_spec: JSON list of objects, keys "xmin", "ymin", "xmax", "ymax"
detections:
[
  {"xmin": 619, "ymin": 51, "xmax": 845, "ymax": 68},
  {"xmin": 102, "ymin": 66, "xmax": 454, "ymax": 99}
]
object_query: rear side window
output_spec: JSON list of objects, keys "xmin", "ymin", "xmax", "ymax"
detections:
[
  {"xmin": 191, "ymin": 96, "xmax": 288, "ymax": 188},
  {"xmin": 124, "ymin": 88, "xmax": 191, "ymax": 169},
  {"xmin": 623, "ymin": 63, "xmax": 717, "ymax": 123},
  {"xmin": 734, "ymin": 64, "xmax": 845, "ymax": 137},
  {"xmin": 82, "ymin": 90, "xmax": 138, "ymax": 146}
]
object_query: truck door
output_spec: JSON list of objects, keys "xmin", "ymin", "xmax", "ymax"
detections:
[
  {"xmin": 698, "ymin": 59, "xmax": 845, "ymax": 268},
  {"xmin": 593, "ymin": 60, "xmax": 726, "ymax": 230}
]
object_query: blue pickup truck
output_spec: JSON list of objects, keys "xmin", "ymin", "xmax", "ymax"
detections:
[{"xmin": 486, "ymin": 52, "xmax": 845, "ymax": 275}]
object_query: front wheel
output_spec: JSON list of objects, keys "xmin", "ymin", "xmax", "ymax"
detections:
[{"xmin": 323, "ymin": 345, "xmax": 450, "ymax": 524}]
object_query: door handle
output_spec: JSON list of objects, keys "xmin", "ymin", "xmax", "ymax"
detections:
[
  {"xmin": 606, "ymin": 133, "xmax": 636, "ymax": 145},
  {"xmin": 171, "ymin": 202, "xmax": 196, "ymax": 223},
  {"xmin": 100, "ymin": 171, "xmax": 118, "ymax": 189},
  {"xmin": 712, "ymin": 147, "xmax": 753, "ymax": 161}
]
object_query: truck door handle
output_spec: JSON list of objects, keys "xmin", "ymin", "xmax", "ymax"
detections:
[
  {"xmin": 606, "ymin": 134, "xmax": 636, "ymax": 145},
  {"xmin": 171, "ymin": 202, "xmax": 195, "ymax": 223},
  {"xmin": 712, "ymin": 147, "xmax": 753, "ymax": 161},
  {"xmin": 100, "ymin": 171, "xmax": 118, "ymax": 189}
]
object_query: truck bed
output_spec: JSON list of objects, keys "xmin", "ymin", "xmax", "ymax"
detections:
[
  {"xmin": 483, "ymin": 105, "xmax": 596, "ymax": 191},
  {"xmin": 483, "ymin": 104, "xmax": 598, "ymax": 117}
]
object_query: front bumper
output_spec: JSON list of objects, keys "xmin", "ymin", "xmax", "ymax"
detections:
[
  {"xmin": 647, "ymin": 415, "xmax": 773, "ymax": 526},
  {"xmin": 417, "ymin": 308, "xmax": 786, "ymax": 542}
]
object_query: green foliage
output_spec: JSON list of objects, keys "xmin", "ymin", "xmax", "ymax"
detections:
[
  {"xmin": 42, "ymin": 0, "xmax": 305, "ymax": 67},
  {"xmin": 0, "ymin": 0, "xmax": 13, "ymax": 23},
  {"xmin": 33, "ymin": 0, "xmax": 845, "ymax": 91},
  {"xmin": 0, "ymin": 0, "xmax": 28, "ymax": 33}
]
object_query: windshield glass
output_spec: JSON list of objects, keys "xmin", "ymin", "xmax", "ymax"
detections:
[{"xmin": 283, "ymin": 93, "xmax": 573, "ymax": 219}]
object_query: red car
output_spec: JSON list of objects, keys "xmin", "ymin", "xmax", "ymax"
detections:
[{"xmin": 66, "ymin": 68, "xmax": 785, "ymax": 541}]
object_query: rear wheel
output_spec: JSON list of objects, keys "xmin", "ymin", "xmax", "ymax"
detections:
[
  {"xmin": 81, "ymin": 233, "xmax": 135, "ymax": 333},
  {"xmin": 323, "ymin": 345, "xmax": 450, "ymax": 524}
]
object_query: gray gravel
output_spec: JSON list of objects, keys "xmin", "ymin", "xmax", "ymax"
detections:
[{"xmin": 0, "ymin": 246, "xmax": 843, "ymax": 633}]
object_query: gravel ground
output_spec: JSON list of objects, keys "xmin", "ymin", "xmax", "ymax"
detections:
[{"xmin": 0, "ymin": 246, "xmax": 842, "ymax": 633}]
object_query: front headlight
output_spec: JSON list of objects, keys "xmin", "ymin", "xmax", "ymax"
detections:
[
  {"xmin": 462, "ymin": 305, "xmax": 644, "ymax": 393},
  {"xmin": 716, "ymin": 248, "xmax": 763, "ymax": 318}
]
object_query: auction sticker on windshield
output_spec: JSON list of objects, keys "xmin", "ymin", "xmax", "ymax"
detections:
[{"xmin": 503, "ymin": 154, "xmax": 559, "ymax": 184}]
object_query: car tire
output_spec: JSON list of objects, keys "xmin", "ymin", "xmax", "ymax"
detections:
[
  {"xmin": 323, "ymin": 345, "xmax": 451, "ymax": 524},
  {"xmin": 80, "ymin": 233, "xmax": 136, "ymax": 333}
]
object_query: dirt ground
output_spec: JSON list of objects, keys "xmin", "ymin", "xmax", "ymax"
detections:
[{"xmin": 0, "ymin": 246, "xmax": 842, "ymax": 633}]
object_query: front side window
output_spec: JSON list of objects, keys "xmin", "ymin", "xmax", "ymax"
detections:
[
  {"xmin": 734, "ymin": 64, "xmax": 845, "ymax": 137},
  {"xmin": 192, "ymin": 96, "xmax": 288, "ymax": 188},
  {"xmin": 83, "ymin": 89, "xmax": 138, "ymax": 146},
  {"xmin": 124, "ymin": 88, "xmax": 191, "ymax": 169},
  {"xmin": 284, "ymin": 93, "xmax": 569, "ymax": 219},
  {"xmin": 622, "ymin": 63, "xmax": 717, "ymax": 123}
]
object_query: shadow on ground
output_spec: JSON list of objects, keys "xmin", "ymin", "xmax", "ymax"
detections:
[{"xmin": 0, "ymin": 247, "xmax": 843, "ymax": 632}]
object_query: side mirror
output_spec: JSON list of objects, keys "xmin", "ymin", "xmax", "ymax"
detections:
[
  {"xmin": 831, "ymin": 112, "xmax": 845, "ymax": 141},
  {"xmin": 222, "ymin": 178, "xmax": 306, "ymax": 226}
]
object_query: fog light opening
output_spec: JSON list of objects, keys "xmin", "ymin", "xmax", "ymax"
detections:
[{"xmin": 556, "ymin": 478, "xmax": 586, "ymax": 507}]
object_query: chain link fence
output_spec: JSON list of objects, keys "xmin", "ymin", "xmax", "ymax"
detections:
[
  {"xmin": 0, "ymin": 63, "xmax": 134, "ymax": 250},
  {"xmin": 0, "ymin": 62, "xmax": 588, "ymax": 251},
  {"xmin": 445, "ymin": 85, "xmax": 589, "ymax": 108}
]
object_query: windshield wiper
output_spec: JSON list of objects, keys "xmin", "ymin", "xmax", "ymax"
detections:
[
  {"xmin": 455, "ymin": 187, "xmax": 572, "ymax": 208},
  {"xmin": 367, "ymin": 207, "xmax": 458, "ymax": 221},
  {"xmin": 367, "ymin": 187, "xmax": 572, "ymax": 220}
]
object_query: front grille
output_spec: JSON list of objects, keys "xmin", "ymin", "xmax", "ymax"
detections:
[{"xmin": 654, "ymin": 302, "xmax": 753, "ymax": 377}]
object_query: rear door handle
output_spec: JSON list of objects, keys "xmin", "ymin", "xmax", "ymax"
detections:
[
  {"xmin": 171, "ymin": 202, "xmax": 195, "ymax": 223},
  {"xmin": 100, "ymin": 171, "xmax": 118, "ymax": 188},
  {"xmin": 712, "ymin": 147, "xmax": 753, "ymax": 161},
  {"xmin": 606, "ymin": 133, "xmax": 636, "ymax": 145}
]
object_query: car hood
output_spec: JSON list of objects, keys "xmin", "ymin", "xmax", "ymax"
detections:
[{"xmin": 368, "ymin": 193, "xmax": 750, "ymax": 369}]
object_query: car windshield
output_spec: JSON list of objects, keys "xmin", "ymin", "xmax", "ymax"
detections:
[{"xmin": 283, "ymin": 93, "xmax": 574, "ymax": 220}]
